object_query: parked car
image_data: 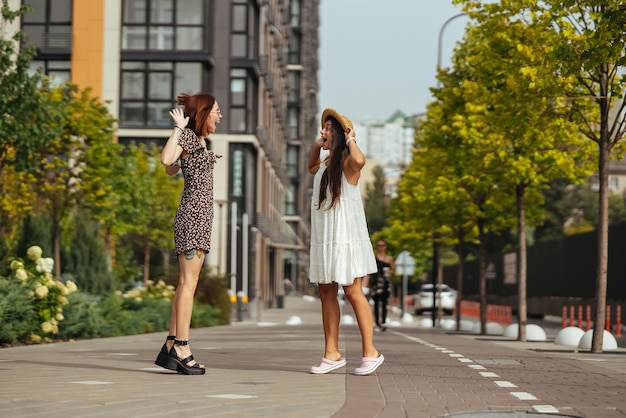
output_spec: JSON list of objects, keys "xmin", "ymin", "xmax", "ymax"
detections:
[{"xmin": 413, "ymin": 284, "xmax": 457, "ymax": 315}]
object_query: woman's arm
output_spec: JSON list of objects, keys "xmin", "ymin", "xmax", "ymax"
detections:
[
  {"xmin": 161, "ymin": 108, "xmax": 189, "ymax": 167},
  {"xmin": 308, "ymin": 137, "xmax": 324, "ymax": 174},
  {"xmin": 343, "ymin": 129, "xmax": 366, "ymax": 184}
]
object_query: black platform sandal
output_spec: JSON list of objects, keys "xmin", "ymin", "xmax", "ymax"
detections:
[
  {"xmin": 154, "ymin": 335, "xmax": 177, "ymax": 371},
  {"xmin": 169, "ymin": 339, "xmax": 206, "ymax": 375}
]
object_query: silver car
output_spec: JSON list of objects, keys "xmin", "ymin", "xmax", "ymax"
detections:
[{"xmin": 413, "ymin": 283, "xmax": 457, "ymax": 315}]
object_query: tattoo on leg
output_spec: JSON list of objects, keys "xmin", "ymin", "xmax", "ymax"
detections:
[{"xmin": 184, "ymin": 250, "xmax": 196, "ymax": 260}]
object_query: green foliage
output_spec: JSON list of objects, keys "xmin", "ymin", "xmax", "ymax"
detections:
[
  {"xmin": 364, "ymin": 165, "xmax": 390, "ymax": 234},
  {"xmin": 0, "ymin": 1, "xmax": 56, "ymax": 172},
  {"xmin": 64, "ymin": 210, "xmax": 113, "ymax": 295},
  {"xmin": 4, "ymin": 245, "xmax": 78, "ymax": 342},
  {"xmin": 0, "ymin": 277, "xmax": 37, "ymax": 345},
  {"xmin": 195, "ymin": 272, "xmax": 231, "ymax": 325}
]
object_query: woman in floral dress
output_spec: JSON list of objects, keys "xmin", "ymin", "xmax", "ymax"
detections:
[{"xmin": 155, "ymin": 92, "xmax": 221, "ymax": 375}]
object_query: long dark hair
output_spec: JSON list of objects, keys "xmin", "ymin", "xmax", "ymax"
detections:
[
  {"xmin": 318, "ymin": 116, "xmax": 349, "ymax": 210},
  {"xmin": 177, "ymin": 92, "xmax": 216, "ymax": 137}
]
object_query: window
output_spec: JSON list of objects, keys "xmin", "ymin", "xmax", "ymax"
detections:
[
  {"xmin": 29, "ymin": 60, "xmax": 71, "ymax": 86},
  {"xmin": 22, "ymin": 0, "xmax": 73, "ymax": 54},
  {"xmin": 230, "ymin": 0, "xmax": 249, "ymax": 58},
  {"xmin": 286, "ymin": 145, "xmax": 299, "ymax": 177},
  {"xmin": 287, "ymin": 107, "xmax": 299, "ymax": 141},
  {"xmin": 287, "ymin": 71, "xmax": 300, "ymax": 103},
  {"xmin": 289, "ymin": 0, "xmax": 301, "ymax": 27},
  {"xmin": 287, "ymin": 32, "xmax": 301, "ymax": 64},
  {"xmin": 229, "ymin": 68, "xmax": 249, "ymax": 132},
  {"xmin": 285, "ymin": 182, "xmax": 298, "ymax": 215},
  {"xmin": 122, "ymin": 0, "xmax": 204, "ymax": 51},
  {"xmin": 119, "ymin": 61, "xmax": 202, "ymax": 127}
]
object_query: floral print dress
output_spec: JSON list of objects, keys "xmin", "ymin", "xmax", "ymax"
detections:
[{"xmin": 173, "ymin": 128, "xmax": 220, "ymax": 257}]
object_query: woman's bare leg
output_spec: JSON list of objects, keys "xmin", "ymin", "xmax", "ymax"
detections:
[
  {"xmin": 318, "ymin": 283, "xmax": 342, "ymax": 360},
  {"xmin": 170, "ymin": 249, "xmax": 205, "ymax": 367},
  {"xmin": 343, "ymin": 278, "xmax": 378, "ymax": 358}
]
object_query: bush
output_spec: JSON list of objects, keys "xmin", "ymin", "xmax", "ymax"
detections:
[
  {"xmin": 0, "ymin": 278, "xmax": 37, "ymax": 345},
  {"xmin": 195, "ymin": 272, "xmax": 230, "ymax": 325}
]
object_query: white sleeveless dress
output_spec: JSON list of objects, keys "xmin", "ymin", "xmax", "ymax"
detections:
[{"xmin": 309, "ymin": 158, "xmax": 377, "ymax": 285}]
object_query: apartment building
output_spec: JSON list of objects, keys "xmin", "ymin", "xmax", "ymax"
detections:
[{"xmin": 12, "ymin": 0, "xmax": 319, "ymax": 308}]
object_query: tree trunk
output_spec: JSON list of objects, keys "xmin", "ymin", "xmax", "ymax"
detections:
[
  {"xmin": 478, "ymin": 221, "xmax": 487, "ymax": 335},
  {"xmin": 53, "ymin": 210, "xmax": 61, "ymax": 278},
  {"xmin": 455, "ymin": 229, "xmax": 464, "ymax": 332},
  {"xmin": 143, "ymin": 242, "xmax": 151, "ymax": 287},
  {"xmin": 516, "ymin": 185, "xmax": 527, "ymax": 342},
  {"xmin": 591, "ymin": 66, "xmax": 611, "ymax": 354}
]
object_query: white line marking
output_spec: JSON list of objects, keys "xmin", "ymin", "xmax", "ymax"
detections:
[
  {"xmin": 479, "ymin": 372, "xmax": 500, "ymax": 378},
  {"xmin": 532, "ymin": 405, "xmax": 560, "ymax": 413},
  {"xmin": 458, "ymin": 358, "xmax": 473, "ymax": 363},
  {"xmin": 207, "ymin": 394, "xmax": 258, "ymax": 399},
  {"xmin": 468, "ymin": 365, "xmax": 486, "ymax": 370},
  {"xmin": 69, "ymin": 381, "xmax": 113, "ymax": 385},
  {"xmin": 510, "ymin": 392, "xmax": 537, "ymax": 401},
  {"xmin": 495, "ymin": 381, "xmax": 517, "ymax": 388}
]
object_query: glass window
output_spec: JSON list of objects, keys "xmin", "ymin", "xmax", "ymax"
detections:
[
  {"xmin": 176, "ymin": 0, "xmax": 202, "ymax": 24},
  {"xmin": 176, "ymin": 27, "xmax": 203, "ymax": 50},
  {"xmin": 22, "ymin": 0, "xmax": 46, "ymax": 23},
  {"xmin": 288, "ymin": 33, "xmax": 301, "ymax": 64},
  {"xmin": 229, "ymin": 109, "xmax": 246, "ymax": 132},
  {"xmin": 124, "ymin": 0, "xmax": 147, "ymax": 23},
  {"xmin": 149, "ymin": 26, "xmax": 174, "ymax": 49},
  {"xmin": 232, "ymin": 4, "xmax": 247, "ymax": 31},
  {"xmin": 175, "ymin": 63, "xmax": 202, "ymax": 94},
  {"xmin": 122, "ymin": 72, "xmax": 145, "ymax": 99},
  {"xmin": 286, "ymin": 145, "xmax": 299, "ymax": 177},
  {"xmin": 50, "ymin": 0, "xmax": 72, "ymax": 22},
  {"xmin": 149, "ymin": 73, "xmax": 171, "ymax": 99},
  {"xmin": 287, "ymin": 107, "xmax": 299, "ymax": 140},
  {"xmin": 150, "ymin": 0, "xmax": 173, "ymax": 23},
  {"xmin": 289, "ymin": 0, "xmax": 301, "ymax": 27},
  {"xmin": 122, "ymin": 0, "xmax": 204, "ymax": 51},
  {"xmin": 231, "ymin": 34, "xmax": 247, "ymax": 57},
  {"xmin": 287, "ymin": 71, "xmax": 300, "ymax": 102},
  {"xmin": 120, "ymin": 61, "xmax": 205, "ymax": 128}
]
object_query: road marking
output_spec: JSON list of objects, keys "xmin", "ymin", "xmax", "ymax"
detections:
[
  {"xmin": 495, "ymin": 381, "xmax": 517, "ymax": 388},
  {"xmin": 207, "ymin": 394, "xmax": 258, "ymax": 399},
  {"xmin": 394, "ymin": 331, "xmax": 559, "ymax": 414},
  {"xmin": 510, "ymin": 392, "xmax": 538, "ymax": 400}
]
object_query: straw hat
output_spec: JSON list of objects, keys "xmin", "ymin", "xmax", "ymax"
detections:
[{"xmin": 321, "ymin": 108, "xmax": 354, "ymax": 135}]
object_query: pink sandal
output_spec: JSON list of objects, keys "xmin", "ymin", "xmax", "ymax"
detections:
[
  {"xmin": 354, "ymin": 354, "xmax": 384, "ymax": 375},
  {"xmin": 310, "ymin": 358, "xmax": 346, "ymax": 374}
]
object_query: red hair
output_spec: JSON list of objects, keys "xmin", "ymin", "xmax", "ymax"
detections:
[{"xmin": 177, "ymin": 92, "xmax": 216, "ymax": 137}]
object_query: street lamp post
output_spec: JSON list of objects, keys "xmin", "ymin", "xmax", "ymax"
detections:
[{"xmin": 436, "ymin": 12, "xmax": 467, "ymax": 88}]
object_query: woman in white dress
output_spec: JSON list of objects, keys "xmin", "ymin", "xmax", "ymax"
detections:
[{"xmin": 307, "ymin": 108, "xmax": 384, "ymax": 376}]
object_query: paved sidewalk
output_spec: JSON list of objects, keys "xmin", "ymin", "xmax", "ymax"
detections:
[{"xmin": 0, "ymin": 295, "xmax": 625, "ymax": 418}]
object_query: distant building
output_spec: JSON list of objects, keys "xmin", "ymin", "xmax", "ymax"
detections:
[{"xmin": 354, "ymin": 110, "xmax": 417, "ymax": 197}]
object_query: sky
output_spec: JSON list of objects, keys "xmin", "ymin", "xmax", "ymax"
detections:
[{"xmin": 318, "ymin": 0, "xmax": 469, "ymax": 122}]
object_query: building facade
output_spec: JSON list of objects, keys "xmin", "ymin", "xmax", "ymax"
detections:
[{"xmin": 12, "ymin": 0, "xmax": 319, "ymax": 308}]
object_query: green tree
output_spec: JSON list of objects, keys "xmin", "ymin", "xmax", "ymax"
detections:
[
  {"xmin": 443, "ymin": 7, "xmax": 595, "ymax": 341},
  {"xmin": 364, "ymin": 165, "xmax": 390, "ymax": 235},
  {"xmin": 0, "ymin": 1, "xmax": 56, "ymax": 170},
  {"xmin": 115, "ymin": 143, "xmax": 182, "ymax": 286},
  {"xmin": 32, "ymin": 83, "xmax": 117, "ymax": 277},
  {"xmin": 458, "ymin": 0, "xmax": 626, "ymax": 354}
]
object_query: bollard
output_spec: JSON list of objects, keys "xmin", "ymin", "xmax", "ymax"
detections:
[
  {"xmin": 577, "ymin": 305, "xmax": 583, "ymax": 328},
  {"xmin": 616, "ymin": 306, "xmax": 622, "ymax": 338},
  {"xmin": 569, "ymin": 305, "xmax": 575, "ymax": 327},
  {"xmin": 605, "ymin": 305, "xmax": 611, "ymax": 331},
  {"xmin": 561, "ymin": 306, "xmax": 567, "ymax": 329},
  {"xmin": 586, "ymin": 305, "xmax": 591, "ymax": 331}
]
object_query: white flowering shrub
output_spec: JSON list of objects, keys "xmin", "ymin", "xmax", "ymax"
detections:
[
  {"xmin": 8, "ymin": 246, "xmax": 77, "ymax": 342},
  {"xmin": 116, "ymin": 279, "xmax": 175, "ymax": 302}
]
